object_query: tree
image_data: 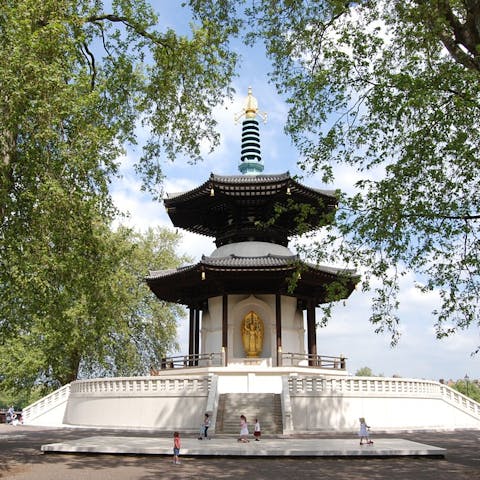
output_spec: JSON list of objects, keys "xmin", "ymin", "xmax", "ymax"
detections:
[
  {"xmin": 355, "ymin": 366, "xmax": 374, "ymax": 377},
  {"xmin": 0, "ymin": 225, "xmax": 189, "ymax": 399},
  {"xmin": 189, "ymin": 1, "xmax": 480, "ymax": 350},
  {"xmin": 451, "ymin": 378, "xmax": 480, "ymax": 402},
  {"xmin": 0, "ymin": 0, "xmax": 237, "ymax": 398},
  {"xmin": 0, "ymin": 0, "xmax": 237, "ymax": 332}
]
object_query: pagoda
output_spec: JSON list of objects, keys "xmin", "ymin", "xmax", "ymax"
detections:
[
  {"xmin": 23, "ymin": 90, "xmax": 480, "ymax": 434},
  {"xmin": 146, "ymin": 88, "xmax": 359, "ymax": 369}
]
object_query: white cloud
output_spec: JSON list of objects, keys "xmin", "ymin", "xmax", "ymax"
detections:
[
  {"xmin": 316, "ymin": 272, "xmax": 480, "ymax": 380},
  {"xmin": 111, "ymin": 177, "xmax": 169, "ymax": 232}
]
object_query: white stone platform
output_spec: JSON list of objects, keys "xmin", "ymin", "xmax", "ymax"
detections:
[{"xmin": 41, "ymin": 436, "xmax": 446, "ymax": 457}]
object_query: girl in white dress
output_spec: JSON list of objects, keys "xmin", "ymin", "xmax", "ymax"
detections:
[
  {"xmin": 359, "ymin": 417, "xmax": 373, "ymax": 445},
  {"xmin": 238, "ymin": 415, "xmax": 249, "ymax": 442}
]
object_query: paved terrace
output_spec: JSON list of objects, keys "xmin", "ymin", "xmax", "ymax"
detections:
[
  {"xmin": 1, "ymin": 425, "xmax": 479, "ymax": 480},
  {"xmin": 41, "ymin": 435, "xmax": 445, "ymax": 457}
]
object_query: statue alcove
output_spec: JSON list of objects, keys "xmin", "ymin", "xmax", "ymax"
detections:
[{"xmin": 231, "ymin": 295, "xmax": 273, "ymax": 359}]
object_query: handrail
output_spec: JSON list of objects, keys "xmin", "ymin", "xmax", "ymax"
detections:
[
  {"xmin": 156, "ymin": 352, "xmax": 223, "ymax": 370},
  {"xmin": 281, "ymin": 352, "xmax": 347, "ymax": 369},
  {"xmin": 156, "ymin": 352, "xmax": 347, "ymax": 370}
]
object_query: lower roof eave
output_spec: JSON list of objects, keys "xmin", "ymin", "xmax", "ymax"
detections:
[{"xmin": 146, "ymin": 260, "xmax": 359, "ymax": 306}]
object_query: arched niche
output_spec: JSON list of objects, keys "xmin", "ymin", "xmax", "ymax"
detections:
[{"xmin": 231, "ymin": 295, "xmax": 274, "ymax": 358}]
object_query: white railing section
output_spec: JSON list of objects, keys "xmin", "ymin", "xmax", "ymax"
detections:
[
  {"xmin": 440, "ymin": 383, "xmax": 480, "ymax": 416},
  {"xmin": 288, "ymin": 376, "xmax": 480, "ymax": 418},
  {"xmin": 70, "ymin": 375, "xmax": 212, "ymax": 395},
  {"xmin": 22, "ymin": 383, "xmax": 71, "ymax": 423}
]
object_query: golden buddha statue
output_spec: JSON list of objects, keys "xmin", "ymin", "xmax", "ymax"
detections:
[{"xmin": 241, "ymin": 311, "xmax": 264, "ymax": 357}]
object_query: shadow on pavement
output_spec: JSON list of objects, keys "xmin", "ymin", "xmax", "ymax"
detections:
[{"xmin": 0, "ymin": 426, "xmax": 478, "ymax": 480}]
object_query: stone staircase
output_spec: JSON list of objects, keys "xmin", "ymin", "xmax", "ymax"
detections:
[{"xmin": 215, "ymin": 393, "xmax": 283, "ymax": 436}]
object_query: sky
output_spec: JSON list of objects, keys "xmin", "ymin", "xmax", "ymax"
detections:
[{"xmin": 111, "ymin": 1, "xmax": 479, "ymax": 383}]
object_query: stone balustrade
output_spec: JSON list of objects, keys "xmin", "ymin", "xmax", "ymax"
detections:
[
  {"xmin": 70, "ymin": 375, "xmax": 212, "ymax": 395},
  {"xmin": 288, "ymin": 375, "xmax": 480, "ymax": 420},
  {"xmin": 22, "ymin": 383, "xmax": 71, "ymax": 425}
]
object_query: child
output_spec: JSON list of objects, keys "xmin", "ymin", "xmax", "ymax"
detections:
[
  {"xmin": 358, "ymin": 417, "xmax": 373, "ymax": 445},
  {"xmin": 173, "ymin": 431, "xmax": 181, "ymax": 464},
  {"xmin": 203, "ymin": 413, "xmax": 211, "ymax": 439},
  {"xmin": 198, "ymin": 413, "xmax": 210, "ymax": 440},
  {"xmin": 238, "ymin": 414, "xmax": 249, "ymax": 443},
  {"xmin": 253, "ymin": 418, "xmax": 261, "ymax": 441}
]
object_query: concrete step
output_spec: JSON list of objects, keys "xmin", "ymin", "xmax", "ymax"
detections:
[{"xmin": 216, "ymin": 393, "xmax": 283, "ymax": 434}]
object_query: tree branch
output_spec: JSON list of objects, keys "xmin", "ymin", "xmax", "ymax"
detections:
[
  {"xmin": 436, "ymin": 0, "xmax": 480, "ymax": 71},
  {"xmin": 85, "ymin": 14, "xmax": 171, "ymax": 50},
  {"xmin": 341, "ymin": 204, "xmax": 480, "ymax": 221},
  {"xmin": 415, "ymin": 0, "xmax": 480, "ymax": 71},
  {"xmin": 81, "ymin": 42, "xmax": 96, "ymax": 91}
]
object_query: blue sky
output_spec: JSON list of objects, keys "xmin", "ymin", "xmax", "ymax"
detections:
[{"xmin": 110, "ymin": 1, "xmax": 479, "ymax": 382}]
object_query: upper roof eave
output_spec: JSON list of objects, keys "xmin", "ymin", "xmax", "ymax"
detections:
[{"xmin": 163, "ymin": 172, "xmax": 338, "ymax": 206}]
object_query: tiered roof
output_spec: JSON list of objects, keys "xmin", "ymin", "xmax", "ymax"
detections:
[
  {"xmin": 165, "ymin": 172, "xmax": 338, "ymax": 247},
  {"xmin": 146, "ymin": 253, "xmax": 358, "ymax": 306},
  {"xmin": 146, "ymin": 88, "xmax": 359, "ymax": 306}
]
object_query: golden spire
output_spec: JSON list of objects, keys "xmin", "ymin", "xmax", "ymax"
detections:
[{"xmin": 235, "ymin": 87, "xmax": 267, "ymax": 124}]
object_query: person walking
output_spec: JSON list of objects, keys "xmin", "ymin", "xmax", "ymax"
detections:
[
  {"xmin": 173, "ymin": 431, "xmax": 181, "ymax": 464},
  {"xmin": 238, "ymin": 414, "xmax": 249, "ymax": 443}
]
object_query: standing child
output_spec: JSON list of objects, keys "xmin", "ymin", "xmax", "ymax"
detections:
[
  {"xmin": 254, "ymin": 418, "xmax": 261, "ymax": 441},
  {"xmin": 173, "ymin": 431, "xmax": 181, "ymax": 464},
  {"xmin": 203, "ymin": 413, "xmax": 211, "ymax": 439},
  {"xmin": 358, "ymin": 417, "xmax": 373, "ymax": 445}
]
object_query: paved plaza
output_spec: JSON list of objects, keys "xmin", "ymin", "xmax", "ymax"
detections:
[
  {"xmin": 1, "ymin": 425, "xmax": 479, "ymax": 479},
  {"xmin": 40, "ymin": 435, "xmax": 445, "ymax": 457}
]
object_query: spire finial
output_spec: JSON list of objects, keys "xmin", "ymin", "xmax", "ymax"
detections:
[
  {"xmin": 235, "ymin": 87, "xmax": 267, "ymax": 124},
  {"xmin": 236, "ymin": 87, "xmax": 265, "ymax": 175}
]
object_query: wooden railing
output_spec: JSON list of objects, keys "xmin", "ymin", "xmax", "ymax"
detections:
[
  {"xmin": 155, "ymin": 352, "xmax": 224, "ymax": 371},
  {"xmin": 153, "ymin": 352, "xmax": 346, "ymax": 371},
  {"xmin": 280, "ymin": 352, "xmax": 347, "ymax": 369}
]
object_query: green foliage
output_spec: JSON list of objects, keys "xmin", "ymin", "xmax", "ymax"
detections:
[
  {"xmin": 355, "ymin": 366, "xmax": 374, "ymax": 377},
  {"xmin": 0, "ymin": 1, "xmax": 236, "ymax": 399},
  {"xmin": 190, "ymin": 1, "xmax": 480, "ymax": 350},
  {"xmin": 0, "ymin": 225, "xmax": 189, "ymax": 397},
  {"xmin": 0, "ymin": 0, "xmax": 236, "ymax": 344},
  {"xmin": 451, "ymin": 379, "xmax": 480, "ymax": 403},
  {"xmin": 0, "ymin": 387, "xmax": 44, "ymax": 410}
]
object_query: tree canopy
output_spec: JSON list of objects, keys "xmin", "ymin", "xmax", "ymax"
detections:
[
  {"xmin": 355, "ymin": 366, "xmax": 374, "ymax": 377},
  {"xmin": 0, "ymin": 0, "xmax": 237, "ymax": 398},
  {"xmin": 451, "ymin": 377, "xmax": 480, "ymax": 402},
  {"xmin": 0, "ymin": 225, "xmax": 189, "ymax": 398},
  {"xmin": 190, "ymin": 0, "xmax": 480, "ymax": 350}
]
